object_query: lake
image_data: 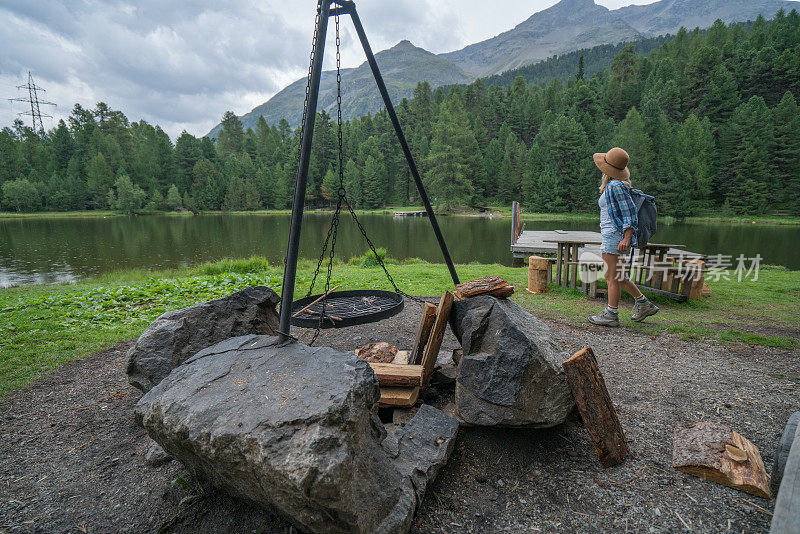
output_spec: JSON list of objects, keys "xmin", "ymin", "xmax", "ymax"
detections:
[{"xmin": 1, "ymin": 213, "xmax": 799, "ymax": 287}]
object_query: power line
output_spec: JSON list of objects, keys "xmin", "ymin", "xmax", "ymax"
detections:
[{"xmin": 8, "ymin": 71, "xmax": 56, "ymax": 134}]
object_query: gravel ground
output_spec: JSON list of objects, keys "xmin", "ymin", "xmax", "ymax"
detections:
[{"xmin": 1, "ymin": 297, "xmax": 798, "ymax": 533}]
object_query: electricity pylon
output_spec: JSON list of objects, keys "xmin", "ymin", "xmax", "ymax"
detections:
[{"xmin": 8, "ymin": 72, "xmax": 56, "ymax": 134}]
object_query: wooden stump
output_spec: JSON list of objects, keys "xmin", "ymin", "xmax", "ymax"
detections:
[
  {"xmin": 672, "ymin": 421, "xmax": 770, "ymax": 499},
  {"xmin": 686, "ymin": 259, "xmax": 706, "ymax": 300},
  {"xmin": 527, "ymin": 256, "xmax": 550, "ymax": 293},
  {"xmin": 562, "ymin": 347, "xmax": 628, "ymax": 468}
]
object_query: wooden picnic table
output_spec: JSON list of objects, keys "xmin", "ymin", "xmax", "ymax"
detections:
[{"xmin": 544, "ymin": 238, "xmax": 601, "ymax": 290}]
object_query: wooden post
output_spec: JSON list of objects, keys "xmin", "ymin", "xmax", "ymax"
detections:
[
  {"xmin": 555, "ymin": 243, "xmax": 563, "ymax": 286},
  {"xmin": 652, "ymin": 249, "xmax": 666, "ymax": 289},
  {"xmin": 511, "ymin": 201, "xmax": 519, "ymax": 245},
  {"xmin": 570, "ymin": 243, "xmax": 579, "ymax": 290},
  {"xmin": 562, "ymin": 347, "xmax": 628, "ymax": 468},
  {"xmin": 581, "ymin": 264, "xmax": 588, "ymax": 295},
  {"xmin": 410, "ymin": 303, "xmax": 437, "ymax": 365},
  {"xmin": 563, "ymin": 244, "xmax": 571, "ymax": 288},
  {"xmin": 420, "ymin": 291, "xmax": 454, "ymax": 386},
  {"xmin": 636, "ymin": 249, "xmax": 646, "ymax": 285},
  {"xmin": 528, "ymin": 256, "xmax": 550, "ymax": 293}
]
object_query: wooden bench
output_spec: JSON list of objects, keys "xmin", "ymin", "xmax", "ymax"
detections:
[{"xmin": 628, "ymin": 247, "xmax": 706, "ymax": 302}]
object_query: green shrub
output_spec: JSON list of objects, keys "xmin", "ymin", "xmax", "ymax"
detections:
[{"xmin": 351, "ymin": 247, "xmax": 388, "ymax": 267}]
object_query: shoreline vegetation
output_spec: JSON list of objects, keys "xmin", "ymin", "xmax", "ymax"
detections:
[
  {"xmin": 1, "ymin": 207, "xmax": 799, "ymax": 226},
  {"xmin": 1, "ymin": 256, "xmax": 797, "ymax": 397}
]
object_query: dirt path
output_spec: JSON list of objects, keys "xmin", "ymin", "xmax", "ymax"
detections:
[{"xmin": 1, "ymin": 298, "xmax": 798, "ymax": 533}]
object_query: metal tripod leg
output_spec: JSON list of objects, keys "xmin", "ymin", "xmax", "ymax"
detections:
[{"xmin": 278, "ymin": 0, "xmax": 331, "ymax": 343}]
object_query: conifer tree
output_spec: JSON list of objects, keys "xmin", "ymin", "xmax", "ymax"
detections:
[
  {"xmin": 772, "ymin": 91, "xmax": 800, "ymax": 211},
  {"xmin": 667, "ymin": 114, "xmax": 714, "ymax": 217},
  {"xmin": 361, "ymin": 155, "xmax": 385, "ymax": 209},
  {"xmin": 255, "ymin": 165, "xmax": 275, "ymax": 208},
  {"xmin": 613, "ymin": 107, "xmax": 654, "ymax": 189},
  {"xmin": 217, "ymin": 111, "xmax": 245, "ymax": 157},
  {"xmin": 86, "ymin": 153, "xmax": 113, "ymax": 208},
  {"xmin": 424, "ymin": 99, "xmax": 477, "ymax": 211},
  {"xmin": 726, "ymin": 96, "xmax": 774, "ymax": 214}
]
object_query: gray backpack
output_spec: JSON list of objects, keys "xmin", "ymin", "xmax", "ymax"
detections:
[{"xmin": 629, "ymin": 188, "xmax": 657, "ymax": 248}]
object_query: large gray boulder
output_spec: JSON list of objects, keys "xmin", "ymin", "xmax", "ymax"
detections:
[
  {"xmin": 126, "ymin": 286, "xmax": 279, "ymax": 392},
  {"xmin": 134, "ymin": 335, "xmax": 458, "ymax": 534},
  {"xmin": 450, "ymin": 296, "xmax": 574, "ymax": 427}
]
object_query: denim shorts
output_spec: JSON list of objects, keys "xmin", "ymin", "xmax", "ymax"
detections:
[{"xmin": 601, "ymin": 230, "xmax": 623, "ymax": 255}]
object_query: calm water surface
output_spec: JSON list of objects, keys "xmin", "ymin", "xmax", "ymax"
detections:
[{"xmin": 1, "ymin": 213, "xmax": 798, "ymax": 287}]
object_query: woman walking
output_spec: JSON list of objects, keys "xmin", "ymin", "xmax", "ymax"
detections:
[{"xmin": 589, "ymin": 147, "xmax": 659, "ymax": 327}]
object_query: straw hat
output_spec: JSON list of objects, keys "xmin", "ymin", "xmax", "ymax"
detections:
[{"xmin": 593, "ymin": 147, "xmax": 630, "ymax": 180}]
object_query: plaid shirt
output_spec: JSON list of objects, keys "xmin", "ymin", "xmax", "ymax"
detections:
[{"xmin": 605, "ymin": 180, "xmax": 638, "ymax": 247}]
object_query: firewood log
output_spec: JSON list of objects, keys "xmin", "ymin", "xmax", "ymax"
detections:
[{"xmin": 454, "ymin": 276, "xmax": 515, "ymax": 299}]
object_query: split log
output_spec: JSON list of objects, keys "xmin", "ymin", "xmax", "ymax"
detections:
[
  {"xmin": 410, "ymin": 303, "xmax": 437, "ymax": 365},
  {"xmin": 393, "ymin": 350, "xmax": 410, "ymax": 365},
  {"xmin": 771, "ymin": 414, "xmax": 800, "ymax": 533},
  {"xmin": 527, "ymin": 256, "xmax": 550, "ymax": 293},
  {"xmin": 454, "ymin": 276, "xmax": 514, "ymax": 299},
  {"xmin": 355, "ymin": 342, "xmax": 398, "ymax": 363},
  {"xmin": 368, "ymin": 363, "xmax": 423, "ymax": 387},
  {"xmin": 672, "ymin": 421, "xmax": 770, "ymax": 499},
  {"xmin": 562, "ymin": 347, "xmax": 628, "ymax": 468},
  {"xmin": 420, "ymin": 292, "xmax": 454, "ymax": 386},
  {"xmin": 379, "ymin": 386, "xmax": 419, "ymax": 407}
]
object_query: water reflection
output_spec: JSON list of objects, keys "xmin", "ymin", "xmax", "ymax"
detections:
[{"xmin": 0, "ymin": 213, "xmax": 798, "ymax": 287}]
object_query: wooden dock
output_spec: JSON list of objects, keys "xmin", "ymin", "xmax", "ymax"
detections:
[
  {"xmin": 511, "ymin": 229, "xmax": 702, "ymax": 260},
  {"xmin": 393, "ymin": 210, "xmax": 427, "ymax": 217}
]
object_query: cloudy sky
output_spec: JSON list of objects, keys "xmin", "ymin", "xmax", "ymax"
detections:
[{"xmin": 0, "ymin": 0, "xmax": 658, "ymax": 139}]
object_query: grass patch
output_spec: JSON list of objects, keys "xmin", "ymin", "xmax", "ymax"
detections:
[{"xmin": 1, "ymin": 258, "xmax": 797, "ymax": 397}]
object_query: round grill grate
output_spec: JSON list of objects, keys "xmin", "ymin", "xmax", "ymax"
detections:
[{"xmin": 290, "ymin": 289, "xmax": 404, "ymax": 329}]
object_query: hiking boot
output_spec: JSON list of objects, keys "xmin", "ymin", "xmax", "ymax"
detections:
[
  {"xmin": 631, "ymin": 299, "xmax": 659, "ymax": 322},
  {"xmin": 588, "ymin": 308, "xmax": 620, "ymax": 327}
]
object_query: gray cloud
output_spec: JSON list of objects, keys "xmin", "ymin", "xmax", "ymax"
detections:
[{"xmin": 0, "ymin": 0, "xmax": 657, "ymax": 138}]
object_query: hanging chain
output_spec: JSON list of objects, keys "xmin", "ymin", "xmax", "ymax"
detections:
[{"xmin": 304, "ymin": 8, "xmax": 422, "ymax": 345}]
